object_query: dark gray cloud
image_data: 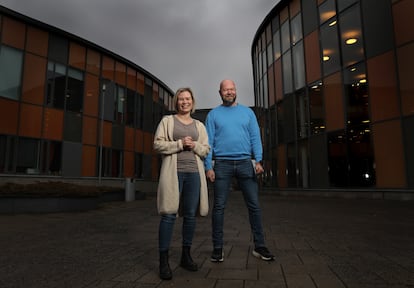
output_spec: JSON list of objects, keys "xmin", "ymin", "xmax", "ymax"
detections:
[{"xmin": 0, "ymin": 0, "xmax": 280, "ymax": 108}]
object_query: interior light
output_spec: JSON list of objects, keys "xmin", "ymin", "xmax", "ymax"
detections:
[
  {"xmin": 323, "ymin": 56, "xmax": 330, "ymax": 61},
  {"xmin": 346, "ymin": 38, "xmax": 358, "ymax": 45},
  {"xmin": 329, "ymin": 20, "xmax": 337, "ymax": 27},
  {"xmin": 359, "ymin": 79, "xmax": 367, "ymax": 83}
]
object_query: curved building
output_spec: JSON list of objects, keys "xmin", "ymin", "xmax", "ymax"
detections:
[
  {"xmin": 252, "ymin": 0, "xmax": 414, "ymax": 196},
  {"xmin": 0, "ymin": 6, "xmax": 174, "ymax": 186}
]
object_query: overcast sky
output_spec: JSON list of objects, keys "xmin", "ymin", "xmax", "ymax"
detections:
[{"xmin": 0, "ymin": 0, "xmax": 280, "ymax": 109}]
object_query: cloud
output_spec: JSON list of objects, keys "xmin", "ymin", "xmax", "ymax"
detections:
[{"xmin": 0, "ymin": 0, "xmax": 279, "ymax": 108}]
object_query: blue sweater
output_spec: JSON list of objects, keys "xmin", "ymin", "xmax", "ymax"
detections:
[{"xmin": 204, "ymin": 103, "xmax": 263, "ymax": 170}]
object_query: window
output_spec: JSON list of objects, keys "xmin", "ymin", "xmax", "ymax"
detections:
[
  {"xmin": 66, "ymin": 68, "xmax": 84, "ymax": 112},
  {"xmin": 46, "ymin": 62, "xmax": 66, "ymax": 109},
  {"xmin": 320, "ymin": 19, "xmax": 340, "ymax": 76},
  {"xmin": 17, "ymin": 137, "xmax": 40, "ymax": 174},
  {"xmin": 0, "ymin": 45, "xmax": 23, "ymax": 100},
  {"xmin": 339, "ymin": 4, "xmax": 364, "ymax": 68}
]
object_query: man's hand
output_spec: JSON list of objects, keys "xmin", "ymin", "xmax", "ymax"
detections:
[
  {"xmin": 255, "ymin": 162, "xmax": 264, "ymax": 175},
  {"xmin": 206, "ymin": 169, "xmax": 215, "ymax": 182}
]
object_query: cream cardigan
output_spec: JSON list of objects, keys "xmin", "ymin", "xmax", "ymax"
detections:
[{"xmin": 154, "ymin": 115, "xmax": 210, "ymax": 216}]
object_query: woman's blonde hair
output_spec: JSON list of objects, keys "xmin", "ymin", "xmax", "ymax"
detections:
[{"xmin": 173, "ymin": 87, "xmax": 196, "ymax": 113}]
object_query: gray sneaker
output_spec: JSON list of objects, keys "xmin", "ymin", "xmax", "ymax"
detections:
[
  {"xmin": 252, "ymin": 247, "xmax": 275, "ymax": 261},
  {"xmin": 210, "ymin": 248, "xmax": 224, "ymax": 262}
]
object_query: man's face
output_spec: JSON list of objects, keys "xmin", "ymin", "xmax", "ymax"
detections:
[{"xmin": 219, "ymin": 81, "xmax": 237, "ymax": 106}]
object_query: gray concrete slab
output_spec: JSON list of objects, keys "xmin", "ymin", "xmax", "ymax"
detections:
[{"xmin": 1, "ymin": 191, "xmax": 414, "ymax": 288}]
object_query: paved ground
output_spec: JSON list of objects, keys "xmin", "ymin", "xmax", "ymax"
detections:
[{"xmin": 1, "ymin": 191, "xmax": 414, "ymax": 288}]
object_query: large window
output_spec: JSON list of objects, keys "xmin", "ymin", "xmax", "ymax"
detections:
[
  {"xmin": 339, "ymin": 4, "xmax": 364, "ymax": 68},
  {"xmin": 0, "ymin": 45, "xmax": 23, "ymax": 100}
]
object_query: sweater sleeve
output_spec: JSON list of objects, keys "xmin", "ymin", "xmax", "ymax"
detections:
[{"xmin": 249, "ymin": 110, "xmax": 263, "ymax": 162}]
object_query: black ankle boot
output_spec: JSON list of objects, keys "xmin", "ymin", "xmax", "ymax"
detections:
[
  {"xmin": 159, "ymin": 250, "xmax": 172, "ymax": 280},
  {"xmin": 180, "ymin": 246, "xmax": 198, "ymax": 271}
]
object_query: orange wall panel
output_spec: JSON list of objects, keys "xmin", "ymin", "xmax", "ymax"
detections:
[
  {"xmin": 69, "ymin": 42, "xmax": 86, "ymax": 70},
  {"xmin": 304, "ymin": 31, "xmax": 321, "ymax": 84},
  {"xmin": 21, "ymin": 53, "xmax": 46, "ymax": 105},
  {"xmin": 86, "ymin": 49, "xmax": 100, "ymax": 75},
  {"xmin": 0, "ymin": 98, "xmax": 19, "ymax": 135},
  {"xmin": 397, "ymin": 43, "xmax": 414, "ymax": 116},
  {"xmin": 393, "ymin": 0, "xmax": 414, "ymax": 46},
  {"xmin": 102, "ymin": 121, "xmax": 112, "ymax": 147},
  {"xmin": 42, "ymin": 108, "xmax": 63, "ymax": 140},
  {"xmin": 19, "ymin": 104, "xmax": 42, "ymax": 138},
  {"xmin": 115, "ymin": 61, "xmax": 126, "ymax": 86},
  {"xmin": 26, "ymin": 26, "xmax": 48, "ymax": 57},
  {"xmin": 124, "ymin": 127, "xmax": 134, "ymax": 151},
  {"xmin": 84, "ymin": 73, "xmax": 100, "ymax": 117},
  {"xmin": 367, "ymin": 51, "xmax": 399, "ymax": 122},
  {"xmin": 372, "ymin": 120, "xmax": 406, "ymax": 188},
  {"xmin": 82, "ymin": 145, "xmax": 97, "ymax": 177},
  {"xmin": 123, "ymin": 151, "xmax": 134, "ymax": 178},
  {"xmin": 2, "ymin": 17, "xmax": 25, "ymax": 49}
]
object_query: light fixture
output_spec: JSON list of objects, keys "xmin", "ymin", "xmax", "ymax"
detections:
[
  {"xmin": 346, "ymin": 38, "xmax": 357, "ymax": 45},
  {"xmin": 329, "ymin": 20, "xmax": 337, "ymax": 27},
  {"xmin": 323, "ymin": 56, "xmax": 330, "ymax": 61}
]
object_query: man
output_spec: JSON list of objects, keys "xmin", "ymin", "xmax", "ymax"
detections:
[{"xmin": 204, "ymin": 79, "xmax": 274, "ymax": 262}]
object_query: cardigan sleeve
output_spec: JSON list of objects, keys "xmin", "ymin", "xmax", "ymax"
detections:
[{"xmin": 153, "ymin": 116, "xmax": 183, "ymax": 155}]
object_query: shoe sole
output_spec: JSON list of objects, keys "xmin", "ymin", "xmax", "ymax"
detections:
[
  {"xmin": 252, "ymin": 250, "xmax": 274, "ymax": 261},
  {"xmin": 210, "ymin": 253, "xmax": 224, "ymax": 262}
]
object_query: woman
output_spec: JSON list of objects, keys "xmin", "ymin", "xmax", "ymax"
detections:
[{"xmin": 153, "ymin": 87, "xmax": 210, "ymax": 280}]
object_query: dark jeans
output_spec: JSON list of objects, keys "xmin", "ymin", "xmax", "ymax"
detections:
[
  {"xmin": 158, "ymin": 172, "xmax": 200, "ymax": 252},
  {"xmin": 212, "ymin": 159, "xmax": 265, "ymax": 249}
]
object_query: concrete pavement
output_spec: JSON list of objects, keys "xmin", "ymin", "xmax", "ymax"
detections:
[{"xmin": 1, "ymin": 191, "xmax": 413, "ymax": 288}]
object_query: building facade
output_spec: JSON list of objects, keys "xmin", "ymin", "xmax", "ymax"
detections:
[
  {"xmin": 0, "ymin": 6, "xmax": 174, "ymax": 184},
  {"xmin": 252, "ymin": 0, "xmax": 414, "ymax": 193}
]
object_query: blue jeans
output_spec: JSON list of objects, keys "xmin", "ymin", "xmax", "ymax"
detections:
[
  {"xmin": 159, "ymin": 172, "xmax": 200, "ymax": 252},
  {"xmin": 212, "ymin": 159, "xmax": 265, "ymax": 249}
]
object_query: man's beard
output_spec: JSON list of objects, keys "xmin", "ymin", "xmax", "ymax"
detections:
[{"xmin": 222, "ymin": 95, "xmax": 236, "ymax": 106}]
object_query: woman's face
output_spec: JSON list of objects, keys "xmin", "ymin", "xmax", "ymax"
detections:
[{"xmin": 177, "ymin": 91, "xmax": 193, "ymax": 114}]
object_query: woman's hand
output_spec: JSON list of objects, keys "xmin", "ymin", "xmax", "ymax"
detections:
[{"xmin": 182, "ymin": 136, "xmax": 194, "ymax": 150}]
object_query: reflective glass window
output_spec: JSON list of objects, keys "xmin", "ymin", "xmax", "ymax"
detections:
[
  {"xmin": 267, "ymin": 42, "xmax": 273, "ymax": 67},
  {"xmin": 46, "ymin": 62, "xmax": 66, "ymax": 109},
  {"xmin": 273, "ymin": 30, "xmax": 281, "ymax": 60},
  {"xmin": 292, "ymin": 41, "xmax": 305, "ymax": 90},
  {"xmin": 343, "ymin": 62, "xmax": 368, "ymax": 126},
  {"xmin": 337, "ymin": 0, "xmax": 358, "ymax": 12},
  {"xmin": 296, "ymin": 90, "xmax": 309, "ymax": 139},
  {"xmin": 66, "ymin": 68, "xmax": 84, "ymax": 112},
  {"xmin": 320, "ymin": 19, "xmax": 340, "ymax": 76},
  {"xmin": 291, "ymin": 13, "xmax": 303, "ymax": 45},
  {"xmin": 308, "ymin": 82, "xmax": 325, "ymax": 135},
  {"xmin": 339, "ymin": 4, "xmax": 364, "ymax": 68},
  {"xmin": 17, "ymin": 137, "xmax": 40, "ymax": 174},
  {"xmin": 282, "ymin": 51, "xmax": 293, "ymax": 94},
  {"xmin": 48, "ymin": 34, "xmax": 68, "ymax": 64},
  {"xmin": 281, "ymin": 20, "xmax": 290, "ymax": 53},
  {"xmin": 319, "ymin": 0, "xmax": 336, "ymax": 24},
  {"xmin": 0, "ymin": 45, "xmax": 23, "ymax": 100}
]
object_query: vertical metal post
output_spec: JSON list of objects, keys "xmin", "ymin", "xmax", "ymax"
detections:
[{"xmin": 98, "ymin": 84, "xmax": 106, "ymax": 184}]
